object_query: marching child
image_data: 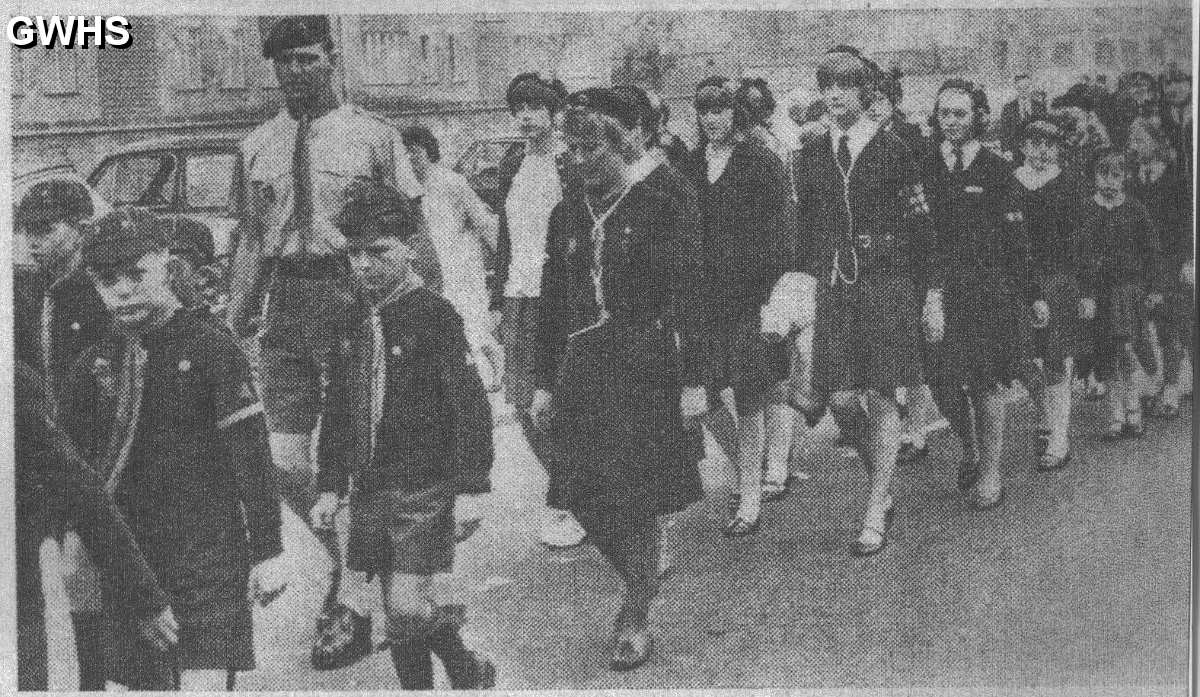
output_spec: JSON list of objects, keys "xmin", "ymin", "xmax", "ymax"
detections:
[
  {"xmin": 1075, "ymin": 148, "xmax": 1164, "ymax": 440},
  {"xmin": 312, "ymin": 179, "xmax": 497, "ymax": 690},
  {"xmin": 1014, "ymin": 119, "xmax": 1085, "ymax": 471}
]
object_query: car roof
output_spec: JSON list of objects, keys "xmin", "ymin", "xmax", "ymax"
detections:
[{"xmin": 98, "ymin": 135, "xmax": 243, "ymax": 158}]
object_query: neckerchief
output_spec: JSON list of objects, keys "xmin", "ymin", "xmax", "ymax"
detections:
[{"xmin": 581, "ymin": 180, "xmax": 634, "ymax": 330}]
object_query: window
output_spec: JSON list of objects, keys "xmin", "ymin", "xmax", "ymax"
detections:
[
  {"xmin": 360, "ymin": 31, "xmax": 412, "ymax": 85},
  {"xmin": 42, "ymin": 48, "xmax": 82, "ymax": 96},
  {"xmin": 92, "ymin": 153, "xmax": 178, "ymax": 208},
  {"xmin": 419, "ymin": 34, "xmax": 432, "ymax": 82},
  {"xmin": 1095, "ymin": 40, "xmax": 1116, "ymax": 67},
  {"xmin": 221, "ymin": 28, "xmax": 247, "ymax": 89},
  {"xmin": 172, "ymin": 27, "xmax": 203, "ymax": 91},
  {"xmin": 447, "ymin": 35, "xmax": 458, "ymax": 83},
  {"xmin": 992, "ymin": 39, "xmax": 1009, "ymax": 72},
  {"xmin": 1025, "ymin": 43, "xmax": 1046, "ymax": 71},
  {"xmin": 1051, "ymin": 41, "xmax": 1075, "ymax": 68},
  {"xmin": 184, "ymin": 152, "xmax": 238, "ymax": 211}
]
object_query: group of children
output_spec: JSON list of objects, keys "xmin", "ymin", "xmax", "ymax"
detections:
[{"xmin": 12, "ymin": 17, "xmax": 1193, "ymax": 691}]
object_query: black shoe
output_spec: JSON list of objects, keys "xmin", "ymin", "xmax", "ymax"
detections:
[
  {"xmin": 1122, "ymin": 421, "xmax": 1146, "ymax": 439},
  {"xmin": 312, "ymin": 603, "xmax": 373, "ymax": 671},
  {"xmin": 1034, "ymin": 429, "xmax": 1051, "ymax": 456},
  {"xmin": 956, "ymin": 460, "xmax": 981, "ymax": 492},
  {"xmin": 723, "ymin": 515, "xmax": 761, "ymax": 537}
]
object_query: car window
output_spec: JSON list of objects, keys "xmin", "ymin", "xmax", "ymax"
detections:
[
  {"xmin": 92, "ymin": 153, "xmax": 177, "ymax": 208},
  {"xmin": 184, "ymin": 152, "xmax": 237, "ymax": 211}
]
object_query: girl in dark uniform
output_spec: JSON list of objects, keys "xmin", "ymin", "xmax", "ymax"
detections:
[
  {"xmin": 1125, "ymin": 120, "xmax": 1192, "ymax": 418},
  {"xmin": 922, "ymin": 80, "xmax": 1033, "ymax": 507},
  {"xmin": 1076, "ymin": 148, "xmax": 1165, "ymax": 440},
  {"xmin": 791, "ymin": 48, "xmax": 938, "ymax": 555},
  {"xmin": 1014, "ymin": 119, "xmax": 1086, "ymax": 471},
  {"xmin": 531, "ymin": 88, "xmax": 707, "ymax": 670},
  {"xmin": 682, "ymin": 77, "xmax": 793, "ymax": 536}
]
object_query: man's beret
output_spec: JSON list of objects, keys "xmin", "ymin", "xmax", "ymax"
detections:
[
  {"xmin": 334, "ymin": 178, "xmax": 418, "ymax": 241},
  {"xmin": 16, "ymin": 179, "xmax": 94, "ymax": 228},
  {"xmin": 81, "ymin": 208, "xmax": 170, "ymax": 269},
  {"xmin": 261, "ymin": 15, "xmax": 332, "ymax": 59},
  {"xmin": 569, "ymin": 87, "xmax": 640, "ymax": 131},
  {"xmin": 1022, "ymin": 118, "xmax": 1065, "ymax": 143}
]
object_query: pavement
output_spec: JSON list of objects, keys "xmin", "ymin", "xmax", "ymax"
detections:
[{"xmin": 38, "ymin": 387, "xmax": 1192, "ymax": 695}]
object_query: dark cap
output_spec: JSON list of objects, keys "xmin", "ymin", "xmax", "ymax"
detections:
[
  {"xmin": 16, "ymin": 179, "xmax": 94, "ymax": 229},
  {"xmin": 506, "ymin": 72, "xmax": 568, "ymax": 113},
  {"xmin": 613, "ymin": 85, "xmax": 656, "ymax": 133},
  {"xmin": 81, "ymin": 208, "xmax": 171, "ymax": 270},
  {"xmin": 1051, "ymin": 88, "xmax": 1093, "ymax": 112},
  {"xmin": 1021, "ymin": 118, "xmax": 1064, "ymax": 143},
  {"xmin": 334, "ymin": 178, "xmax": 419, "ymax": 241},
  {"xmin": 261, "ymin": 15, "xmax": 332, "ymax": 59},
  {"xmin": 568, "ymin": 87, "xmax": 639, "ymax": 130}
]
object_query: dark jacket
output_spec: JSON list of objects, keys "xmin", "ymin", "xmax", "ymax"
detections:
[
  {"xmin": 1000, "ymin": 98, "xmax": 1048, "ymax": 154},
  {"xmin": 319, "ymin": 287, "xmax": 494, "ymax": 497},
  {"xmin": 16, "ymin": 361, "xmax": 169, "ymax": 617},
  {"xmin": 921, "ymin": 145, "xmax": 1031, "ymax": 294},
  {"xmin": 682, "ymin": 138, "xmax": 795, "ymax": 324},
  {"xmin": 64, "ymin": 309, "xmax": 282, "ymax": 617},
  {"xmin": 532, "ymin": 164, "xmax": 705, "ymax": 516},
  {"xmin": 1075, "ymin": 196, "xmax": 1165, "ymax": 297},
  {"xmin": 1127, "ymin": 160, "xmax": 1190, "ymax": 265},
  {"xmin": 1019, "ymin": 170, "xmax": 1084, "ymax": 296},
  {"xmin": 791, "ymin": 128, "xmax": 938, "ymax": 290}
]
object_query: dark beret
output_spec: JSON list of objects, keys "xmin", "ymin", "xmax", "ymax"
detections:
[
  {"xmin": 16, "ymin": 179, "xmax": 94, "ymax": 228},
  {"xmin": 1051, "ymin": 90, "xmax": 1093, "ymax": 112},
  {"xmin": 261, "ymin": 15, "xmax": 331, "ymax": 59},
  {"xmin": 568, "ymin": 87, "xmax": 640, "ymax": 130},
  {"xmin": 1021, "ymin": 118, "xmax": 1065, "ymax": 143},
  {"xmin": 334, "ymin": 178, "xmax": 418, "ymax": 241},
  {"xmin": 81, "ymin": 208, "xmax": 170, "ymax": 269}
]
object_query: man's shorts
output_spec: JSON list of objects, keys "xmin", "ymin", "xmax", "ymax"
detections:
[
  {"xmin": 259, "ymin": 265, "xmax": 362, "ymax": 434},
  {"xmin": 347, "ymin": 485, "xmax": 456, "ymax": 578}
]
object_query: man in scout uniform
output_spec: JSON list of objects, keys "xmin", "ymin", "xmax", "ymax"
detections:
[
  {"xmin": 226, "ymin": 15, "xmax": 443, "ymax": 665},
  {"xmin": 65, "ymin": 208, "xmax": 287, "ymax": 690},
  {"xmin": 311, "ymin": 180, "xmax": 497, "ymax": 690},
  {"xmin": 13, "ymin": 179, "xmax": 118, "ymax": 689}
]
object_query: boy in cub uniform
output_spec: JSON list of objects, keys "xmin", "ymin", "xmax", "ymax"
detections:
[
  {"xmin": 64, "ymin": 208, "xmax": 286, "ymax": 690},
  {"xmin": 14, "ymin": 179, "xmax": 114, "ymax": 690},
  {"xmin": 312, "ymin": 179, "xmax": 497, "ymax": 690}
]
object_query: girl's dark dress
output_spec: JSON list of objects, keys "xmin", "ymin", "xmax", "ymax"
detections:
[
  {"xmin": 534, "ymin": 164, "xmax": 706, "ymax": 535},
  {"xmin": 921, "ymin": 146, "xmax": 1033, "ymax": 392}
]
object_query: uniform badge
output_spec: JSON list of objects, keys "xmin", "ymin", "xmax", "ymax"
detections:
[
  {"xmin": 964, "ymin": 185, "xmax": 984, "ymax": 194},
  {"xmin": 70, "ymin": 321, "xmax": 80, "ymax": 331},
  {"xmin": 566, "ymin": 236, "xmax": 579, "ymax": 257},
  {"xmin": 178, "ymin": 359, "xmax": 192, "ymax": 372},
  {"xmin": 391, "ymin": 345, "xmax": 402, "ymax": 356}
]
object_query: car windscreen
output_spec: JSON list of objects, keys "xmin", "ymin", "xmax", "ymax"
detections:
[{"xmin": 91, "ymin": 152, "xmax": 178, "ymax": 208}]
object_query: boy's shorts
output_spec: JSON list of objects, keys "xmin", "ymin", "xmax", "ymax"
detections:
[{"xmin": 347, "ymin": 485, "xmax": 456, "ymax": 578}]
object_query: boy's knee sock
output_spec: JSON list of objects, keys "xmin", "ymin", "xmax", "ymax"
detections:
[
  {"xmin": 70, "ymin": 611, "xmax": 107, "ymax": 691},
  {"xmin": 427, "ymin": 605, "xmax": 495, "ymax": 689},
  {"xmin": 387, "ymin": 614, "xmax": 436, "ymax": 690}
]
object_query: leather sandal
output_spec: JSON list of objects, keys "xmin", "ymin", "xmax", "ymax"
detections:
[
  {"xmin": 761, "ymin": 479, "xmax": 790, "ymax": 503},
  {"xmin": 610, "ymin": 627, "xmax": 653, "ymax": 672}
]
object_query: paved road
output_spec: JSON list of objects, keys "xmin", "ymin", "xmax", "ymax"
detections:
[{"xmin": 40, "ymin": 391, "xmax": 1191, "ymax": 694}]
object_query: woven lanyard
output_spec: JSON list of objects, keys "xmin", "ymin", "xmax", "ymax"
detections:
[
  {"xmin": 832, "ymin": 133, "xmax": 860, "ymax": 287},
  {"xmin": 583, "ymin": 182, "xmax": 634, "ymax": 324},
  {"xmin": 102, "ymin": 339, "xmax": 148, "ymax": 496}
]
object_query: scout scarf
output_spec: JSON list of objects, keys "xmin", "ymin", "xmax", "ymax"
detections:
[
  {"xmin": 1014, "ymin": 163, "xmax": 1061, "ymax": 191},
  {"xmin": 91, "ymin": 337, "xmax": 148, "ymax": 495}
]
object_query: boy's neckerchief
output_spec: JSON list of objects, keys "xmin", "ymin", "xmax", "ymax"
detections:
[
  {"xmin": 1014, "ymin": 163, "xmax": 1061, "ymax": 190},
  {"xmin": 1093, "ymin": 191, "xmax": 1126, "ymax": 210}
]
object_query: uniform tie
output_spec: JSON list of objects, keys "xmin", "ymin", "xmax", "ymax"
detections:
[
  {"xmin": 293, "ymin": 114, "xmax": 314, "ymax": 256},
  {"xmin": 951, "ymin": 145, "xmax": 964, "ymax": 174},
  {"xmin": 837, "ymin": 134, "xmax": 852, "ymax": 173}
]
